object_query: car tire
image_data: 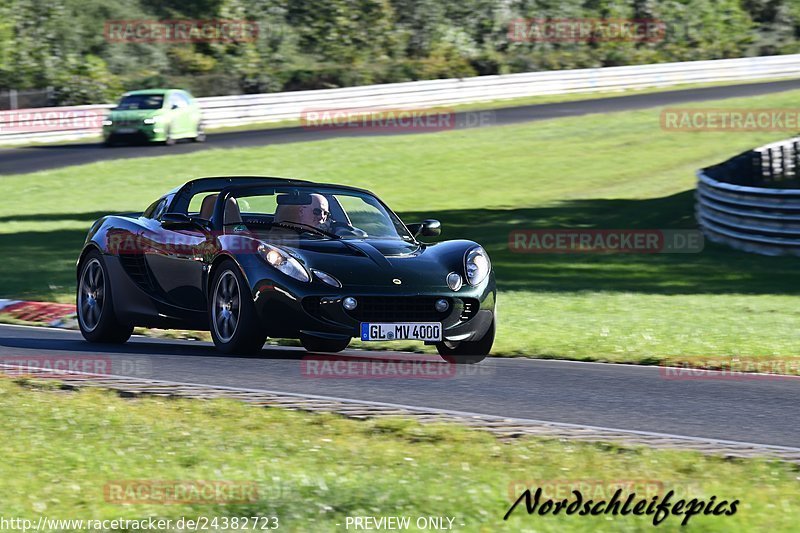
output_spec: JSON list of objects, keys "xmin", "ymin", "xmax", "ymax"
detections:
[
  {"xmin": 164, "ymin": 125, "xmax": 176, "ymax": 146},
  {"xmin": 77, "ymin": 250, "xmax": 133, "ymax": 344},
  {"xmin": 300, "ymin": 335, "xmax": 351, "ymax": 353},
  {"xmin": 193, "ymin": 121, "xmax": 206, "ymax": 142},
  {"xmin": 209, "ymin": 260, "xmax": 265, "ymax": 355},
  {"xmin": 103, "ymin": 136, "xmax": 115, "ymax": 148},
  {"xmin": 435, "ymin": 318, "xmax": 494, "ymax": 364}
]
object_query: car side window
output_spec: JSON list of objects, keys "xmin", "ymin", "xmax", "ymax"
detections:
[{"xmin": 170, "ymin": 93, "xmax": 187, "ymax": 109}]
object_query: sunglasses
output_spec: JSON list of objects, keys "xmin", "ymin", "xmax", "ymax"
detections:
[{"xmin": 312, "ymin": 207, "xmax": 330, "ymax": 218}]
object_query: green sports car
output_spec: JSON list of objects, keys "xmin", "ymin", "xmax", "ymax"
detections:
[{"xmin": 103, "ymin": 89, "xmax": 205, "ymax": 146}]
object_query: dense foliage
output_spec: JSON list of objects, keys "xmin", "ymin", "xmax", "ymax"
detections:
[{"xmin": 0, "ymin": 0, "xmax": 798, "ymax": 104}]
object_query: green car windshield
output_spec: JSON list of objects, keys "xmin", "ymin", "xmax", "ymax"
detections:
[{"xmin": 116, "ymin": 94, "xmax": 164, "ymax": 110}]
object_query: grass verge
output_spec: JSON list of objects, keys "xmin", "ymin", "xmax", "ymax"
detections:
[
  {"xmin": 1, "ymin": 378, "xmax": 798, "ymax": 531},
  {"xmin": 2, "ymin": 88, "xmax": 800, "ymax": 363}
]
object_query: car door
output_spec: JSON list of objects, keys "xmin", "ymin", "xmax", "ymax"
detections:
[
  {"xmin": 171, "ymin": 91, "xmax": 192, "ymax": 137},
  {"xmin": 186, "ymin": 92, "xmax": 202, "ymax": 133},
  {"xmin": 162, "ymin": 92, "xmax": 178, "ymax": 136},
  {"xmin": 143, "ymin": 211, "xmax": 209, "ymax": 311}
]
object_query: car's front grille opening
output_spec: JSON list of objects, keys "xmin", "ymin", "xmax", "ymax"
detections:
[
  {"xmin": 302, "ymin": 297, "xmax": 323, "ymax": 318},
  {"xmin": 118, "ymin": 254, "xmax": 156, "ymax": 293},
  {"xmin": 345, "ymin": 296, "xmax": 450, "ymax": 322},
  {"xmin": 303, "ymin": 296, "xmax": 481, "ymax": 323}
]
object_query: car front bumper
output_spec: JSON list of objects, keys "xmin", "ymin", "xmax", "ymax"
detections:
[
  {"xmin": 103, "ymin": 124, "xmax": 164, "ymax": 142},
  {"xmin": 248, "ymin": 275, "xmax": 496, "ymax": 343}
]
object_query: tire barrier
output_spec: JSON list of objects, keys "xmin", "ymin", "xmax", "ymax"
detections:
[{"xmin": 697, "ymin": 137, "xmax": 800, "ymax": 255}]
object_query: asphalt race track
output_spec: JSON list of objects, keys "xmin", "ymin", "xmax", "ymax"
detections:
[
  {"xmin": 4, "ymin": 80, "xmax": 800, "ymax": 449},
  {"xmin": 3, "ymin": 78, "xmax": 800, "ymax": 175},
  {"xmin": 1, "ymin": 324, "xmax": 798, "ymax": 448}
]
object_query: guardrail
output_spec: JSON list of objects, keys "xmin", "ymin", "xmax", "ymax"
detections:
[
  {"xmin": 3, "ymin": 53, "xmax": 800, "ymax": 145},
  {"xmin": 697, "ymin": 137, "xmax": 800, "ymax": 256}
]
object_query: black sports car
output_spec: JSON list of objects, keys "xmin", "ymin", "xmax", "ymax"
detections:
[{"xmin": 76, "ymin": 177, "xmax": 496, "ymax": 363}]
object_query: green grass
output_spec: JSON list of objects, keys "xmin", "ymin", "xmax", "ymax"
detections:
[
  {"xmin": 2, "ymin": 379, "xmax": 799, "ymax": 532},
  {"xmin": 3, "ymin": 88, "xmax": 800, "ymax": 363}
]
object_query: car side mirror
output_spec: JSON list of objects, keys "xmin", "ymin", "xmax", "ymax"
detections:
[
  {"xmin": 161, "ymin": 212, "xmax": 206, "ymax": 231},
  {"xmin": 408, "ymin": 219, "xmax": 441, "ymax": 237}
]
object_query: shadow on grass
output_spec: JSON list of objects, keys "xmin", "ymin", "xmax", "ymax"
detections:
[
  {"xmin": 0, "ymin": 211, "xmax": 111, "ymax": 223},
  {"xmin": 400, "ymin": 190, "xmax": 800, "ymax": 295},
  {"xmin": 0, "ymin": 228, "xmax": 86, "ymax": 300},
  {"xmin": 1, "ymin": 191, "xmax": 798, "ymax": 301}
]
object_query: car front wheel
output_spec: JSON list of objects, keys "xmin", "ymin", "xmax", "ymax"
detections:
[
  {"xmin": 209, "ymin": 261, "xmax": 265, "ymax": 354},
  {"xmin": 435, "ymin": 318, "xmax": 494, "ymax": 364},
  {"xmin": 164, "ymin": 124, "xmax": 176, "ymax": 146}
]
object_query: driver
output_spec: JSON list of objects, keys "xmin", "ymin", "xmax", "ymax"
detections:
[
  {"xmin": 274, "ymin": 193, "xmax": 331, "ymax": 230},
  {"xmin": 297, "ymin": 193, "xmax": 330, "ymax": 229},
  {"xmin": 273, "ymin": 193, "xmax": 369, "ymax": 238}
]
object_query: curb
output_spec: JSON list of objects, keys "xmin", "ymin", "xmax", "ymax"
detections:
[{"xmin": 0, "ymin": 299, "xmax": 77, "ymax": 328}]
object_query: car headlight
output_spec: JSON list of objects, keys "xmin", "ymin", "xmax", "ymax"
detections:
[
  {"xmin": 258, "ymin": 244, "xmax": 310, "ymax": 282},
  {"xmin": 102, "ymin": 119, "xmax": 113, "ymax": 126},
  {"xmin": 143, "ymin": 117, "xmax": 159, "ymax": 125},
  {"xmin": 311, "ymin": 269, "xmax": 341, "ymax": 288},
  {"xmin": 464, "ymin": 246, "xmax": 490, "ymax": 286}
]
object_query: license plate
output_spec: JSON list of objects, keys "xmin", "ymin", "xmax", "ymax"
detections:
[
  {"xmin": 360, "ymin": 323, "xmax": 442, "ymax": 342},
  {"xmin": 116, "ymin": 128, "xmax": 136, "ymax": 134}
]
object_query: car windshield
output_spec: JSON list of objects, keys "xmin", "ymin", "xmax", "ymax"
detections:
[
  {"xmin": 191, "ymin": 186, "xmax": 415, "ymax": 241},
  {"xmin": 116, "ymin": 94, "xmax": 164, "ymax": 110}
]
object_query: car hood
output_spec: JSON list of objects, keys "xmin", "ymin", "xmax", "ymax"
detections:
[
  {"xmin": 288, "ymin": 238, "xmax": 471, "ymax": 288},
  {"xmin": 108, "ymin": 109, "xmax": 163, "ymax": 120}
]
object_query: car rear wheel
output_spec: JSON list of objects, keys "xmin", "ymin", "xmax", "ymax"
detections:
[
  {"xmin": 435, "ymin": 318, "xmax": 494, "ymax": 364},
  {"xmin": 77, "ymin": 251, "xmax": 133, "ymax": 343},
  {"xmin": 193, "ymin": 121, "xmax": 206, "ymax": 142},
  {"xmin": 209, "ymin": 261, "xmax": 265, "ymax": 354},
  {"xmin": 300, "ymin": 336, "xmax": 351, "ymax": 353}
]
